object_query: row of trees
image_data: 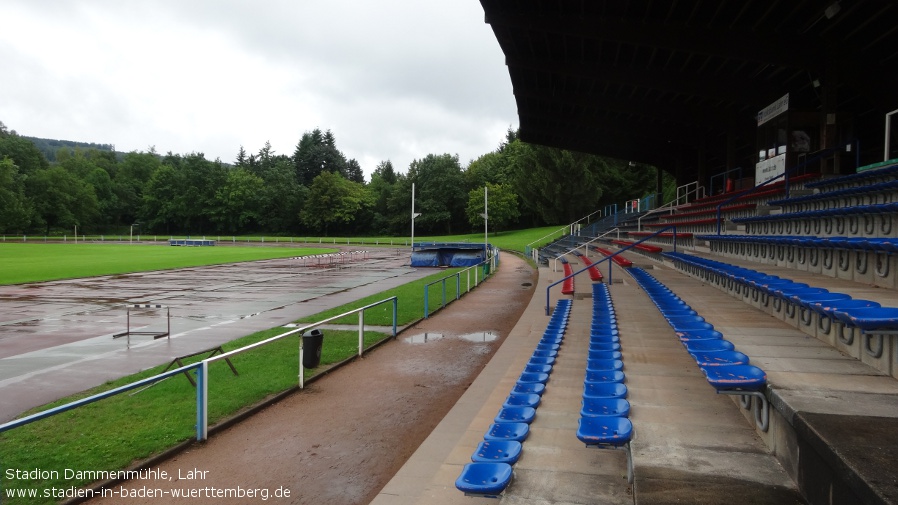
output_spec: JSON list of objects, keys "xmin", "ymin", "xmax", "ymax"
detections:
[{"xmin": 0, "ymin": 120, "xmax": 668, "ymax": 237}]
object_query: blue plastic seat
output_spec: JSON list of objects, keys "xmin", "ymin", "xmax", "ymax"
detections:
[
  {"xmin": 814, "ymin": 299, "xmax": 881, "ymax": 319},
  {"xmin": 517, "ymin": 372, "xmax": 549, "ymax": 384},
  {"xmin": 832, "ymin": 307, "xmax": 898, "ymax": 331},
  {"xmin": 529, "ymin": 356, "xmax": 556, "ymax": 367},
  {"xmin": 576, "ymin": 417, "xmax": 634, "ymax": 483},
  {"xmin": 503, "ymin": 393, "xmax": 541, "ymax": 409},
  {"xmin": 584, "ymin": 370, "xmax": 626, "ymax": 383},
  {"xmin": 524, "ymin": 364, "xmax": 552, "ymax": 374},
  {"xmin": 495, "ymin": 406, "xmax": 536, "ymax": 424},
  {"xmin": 582, "ymin": 382, "xmax": 628, "ymax": 399},
  {"xmin": 586, "ymin": 359, "xmax": 624, "ymax": 372},
  {"xmin": 684, "ymin": 339, "xmax": 735, "ymax": 352},
  {"xmin": 512, "ymin": 382, "xmax": 545, "ymax": 396},
  {"xmin": 455, "ymin": 462, "xmax": 513, "ymax": 497},
  {"xmin": 589, "ymin": 335, "xmax": 620, "ymax": 345},
  {"xmin": 532, "ymin": 349, "xmax": 558, "ymax": 358},
  {"xmin": 666, "ymin": 315, "xmax": 706, "ymax": 325},
  {"xmin": 540, "ymin": 335, "xmax": 564, "ymax": 345},
  {"xmin": 671, "ymin": 321, "xmax": 714, "ymax": 332},
  {"xmin": 471, "ymin": 440, "xmax": 523, "ymax": 464},
  {"xmin": 702, "ymin": 364, "xmax": 767, "ymax": 391},
  {"xmin": 484, "ymin": 422, "xmax": 529, "ymax": 441},
  {"xmin": 580, "ymin": 397, "xmax": 631, "ymax": 417},
  {"xmin": 589, "ymin": 341, "xmax": 621, "ymax": 352},
  {"xmin": 535, "ymin": 342, "xmax": 560, "ymax": 352},
  {"xmin": 691, "ymin": 350, "xmax": 750, "ymax": 366},
  {"xmin": 676, "ymin": 329, "xmax": 724, "ymax": 341},
  {"xmin": 588, "ymin": 350, "xmax": 623, "ymax": 361}
]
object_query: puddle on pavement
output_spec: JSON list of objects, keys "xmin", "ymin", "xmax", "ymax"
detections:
[
  {"xmin": 459, "ymin": 331, "xmax": 499, "ymax": 342},
  {"xmin": 404, "ymin": 332, "xmax": 444, "ymax": 344},
  {"xmin": 403, "ymin": 331, "xmax": 499, "ymax": 344}
]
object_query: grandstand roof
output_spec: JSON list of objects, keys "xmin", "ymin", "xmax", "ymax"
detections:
[{"xmin": 480, "ymin": 0, "xmax": 898, "ymax": 181}]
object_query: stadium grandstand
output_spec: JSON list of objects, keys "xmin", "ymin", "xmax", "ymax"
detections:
[{"xmin": 376, "ymin": 2, "xmax": 898, "ymax": 504}]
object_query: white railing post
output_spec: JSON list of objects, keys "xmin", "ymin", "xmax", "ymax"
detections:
[
  {"xmin": 299, "ymin": 337, "xmax": 305, "ymax": 389},
  {"xmin": 358, "ymin": 311, "xmax": 365, "ymax": 357}
]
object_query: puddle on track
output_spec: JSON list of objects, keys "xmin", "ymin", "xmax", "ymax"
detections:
[{"xmin": 403, "ymin": 331, "xmax": 499, "ymax": 344}]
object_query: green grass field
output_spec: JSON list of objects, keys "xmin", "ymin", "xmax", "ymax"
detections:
[{"xmin": 0, "ymin": 243, "xmax": 336, "ymax": 285}]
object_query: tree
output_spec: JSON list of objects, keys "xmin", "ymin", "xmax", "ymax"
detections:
[
  {"xmin": 367, "ymin": 161, "xmax": 398, "ymax": 235},
  {"xmin": 0, "ymin": 157, "xmax": 32, "ymax": 233},
  {"xmin": 407, "ymin": 153, "xmax": 466, "ymax": 234},
  {"xmin": 235, "ymin": 145, "xmax": 248, "ymax": 168},
  {"xmin": 300, "ymin": 171, "xmax": 371, "ymax": 235},
  {"xmin": 115, "ymin": 150, "xmax": 161, "ymax": 226},
  {"xmin": 294, "ymin": 128, "xmax": 348, "ymax": 186},
  {"xmin": 28, "ymin": 166, "xmax": 99, "ymax": 234},
  {"xmin": 346, "ymin": 158, "xmax": 364, "ymax": 183},
  {"xmin": 508, "ymin": 140, "xmax": 604, "ymax": 224},
  {"xmin": 209, "ymin": 167, "xmax": 265, "ymax": 233},
  {"xmin": 466, "ymin": 183, "xmax": 519, "ymax": 234},
  {"xmin": 140, "ymin": 164, "xmax": 181, "ymax": 233}
]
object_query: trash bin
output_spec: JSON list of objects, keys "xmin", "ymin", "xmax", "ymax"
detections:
[{"xmin": 302, "ymin": 329, "xmax": 324, "ymax": 368}]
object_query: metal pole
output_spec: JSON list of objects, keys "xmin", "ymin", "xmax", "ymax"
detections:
[
  {"xmin": 392, "ymin": 298, "xmax": 398, "ymax": 337},
  {"xmin": 299, "ymin": 337, "xmax": 305, "ymax": 389},
  {"xmin": 885, "ymin": 108, "xmax": 898, "ymax": 161},
  {"xmin": 358, "ymin": 311, "xmax": 365, "ymax": 357},
  {"xmin": 196, "ymin": 361, "xmax": 208, "ymax": 441},
  {"xmin": 484, "ymin": 186, "xmax": 488, "ymax": 259}
]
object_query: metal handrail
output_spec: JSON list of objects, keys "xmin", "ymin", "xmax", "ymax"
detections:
[
  {"xmin": 545, "ymin": 226, "xmax": 679, "ymax": 315},
  {"xmin": 714, "ymin": 142, "xmax": 854, "ymax": 234},
  {"xmin": 552, "ymin": 229, "xmax": 621, "ymax": 272},
  {"xmin": 423, "ymin": 250, "xmax": 498, "ymax": 318}
]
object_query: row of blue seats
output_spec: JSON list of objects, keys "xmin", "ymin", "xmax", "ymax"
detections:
[
  {"xmin": 575, "ymin": 283, "xmax": 634, "ymax": 482},
  {"xmin": 696, "ymin": 234, "xmax": 898, "ymax": 254},
  {"xmin": 768, "ymin": 179, "xmax": 898, "ymax": 209},
  {"xmin": 663, "ymin": 252, "xmax": 898, "ymax": 333},
  {"xmin": 454, "ymin": 300, "xmax": 571, "ymax": 497},
  {"xmin": 732, "ymin": 201, "xmax": 898, "ymax": 224},
  {"xmin": 627, "ymin": 267, "xmax": 771, "ymax": 431},
  {"xmin": 804, "ymin": 160, "xmax": 898, "ymax": 190}
]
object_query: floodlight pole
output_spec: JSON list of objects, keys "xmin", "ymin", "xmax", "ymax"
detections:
[
  {"xmin": 480, "ymin": 186, "xmax": 488, "ymax": 258},
  {"xmin": 885, "ymin": 108, "xmax": 898, "ymax": 161},
  {"xmin": 411, "ymin": 183, "xmax": 421, "ymax": 253}
]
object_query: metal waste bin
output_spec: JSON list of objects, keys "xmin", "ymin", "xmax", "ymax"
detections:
[{"xmin": 302, "ymin": 329, "xmax": 324, "ymax": 368}]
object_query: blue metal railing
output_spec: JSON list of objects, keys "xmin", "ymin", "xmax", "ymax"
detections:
[
  {"xmin": 545, "ymin": 227, "xmax": 679, "ymax": 314},
  {"xmin": 423, "ymin": 250, "xmax": 499, "ymax": 318}
]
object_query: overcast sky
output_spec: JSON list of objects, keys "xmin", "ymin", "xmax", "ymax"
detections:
[{"xmin": 1, "ymin": 1, "xmax": 517, "ymax": 179}]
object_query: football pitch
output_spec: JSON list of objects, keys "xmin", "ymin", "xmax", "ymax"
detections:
[{"xmin": 0, "ymin": 243, "xmax": 334, "ymax": 285}]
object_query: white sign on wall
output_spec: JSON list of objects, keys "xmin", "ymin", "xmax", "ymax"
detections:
[
  {"xmin": 757, "ymin": 93, "xmax": 789, "ymax": 126},
  {"xmin": 756, "ymin": 153, "xmax": 787, "ymax": 184}
]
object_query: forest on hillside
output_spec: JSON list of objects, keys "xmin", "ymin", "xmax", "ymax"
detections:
[{"xmin": 0, "ymin": 120, "xmax": 671, "ymax": 237}]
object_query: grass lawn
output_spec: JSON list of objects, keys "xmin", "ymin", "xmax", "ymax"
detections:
[{"xmin": 0, "ymin": 243, "xmax": 336, "ymax": 285}]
